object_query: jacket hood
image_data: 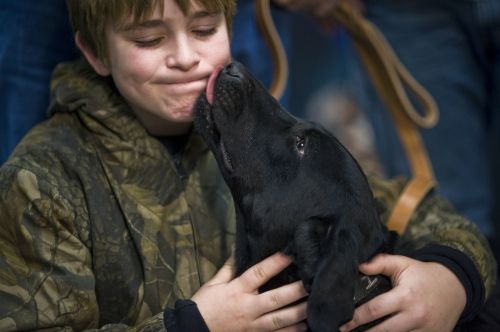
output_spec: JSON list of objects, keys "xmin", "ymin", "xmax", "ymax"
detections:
[
  {"xmin": 47, "ymin": 58, "xmax": 208, "ymax": 163},
  {"xmin": 48, "ymin": 58, "xmax": 146, "ymax": 143},
  {"xmin": 49, "ymin": 58, "xmax": 128, "ymax": 116}
]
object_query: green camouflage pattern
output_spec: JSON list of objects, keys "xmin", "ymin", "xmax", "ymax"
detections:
[
  {"xmin": 368, "ymin": 175, "xmax": 497, "ymax": 299},
  {"xmin": 0, "ymin": 59, "xmax": 235, "ymax": 331},
  {"xmin": 0, "ymin": 59, "xmax": 495, "ymax": 331}
]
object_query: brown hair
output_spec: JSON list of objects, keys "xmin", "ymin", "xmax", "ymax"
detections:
[{"xmin": 66, "ymin": 0, "xmax": 236, "ymax": 60}]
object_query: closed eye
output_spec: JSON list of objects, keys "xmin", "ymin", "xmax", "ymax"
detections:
[
  {"xmin": 193, "ymin": 27, "xmax": 217, "ymax": 37},
  {"xmin": 134, "ymin": 37, "xmax": 164, "ymax": 48},
  {"xmin": 295, "ymin": 135, "xmax": 306, "ymax": 157}
]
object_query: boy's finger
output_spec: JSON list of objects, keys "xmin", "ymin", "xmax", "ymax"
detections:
[
  {"xmin": 258, "ymin": 280, "xmax": 308, "ymax": 312},
  {"xmin": 359, "ymin": 254, "xmax": 409, "ymax": 279},
  {"xmin": 255, "ymin": 301, "xmax": 308, "ymax": 331},
  {"xmin": 206, "ymin": 254, "xmax": 236, "ymax": 285},
  {"xmin": 339, "ymin": 287, "xmax": 401, "ymax": 332},
  {"xmin": 236, "ymin": 252, "xmax": 292, "ymax": 291}
]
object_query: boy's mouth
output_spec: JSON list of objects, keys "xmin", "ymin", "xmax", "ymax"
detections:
[{"xmin": 206, "ymin": 65, "xmax": 224, "ymax": 105}]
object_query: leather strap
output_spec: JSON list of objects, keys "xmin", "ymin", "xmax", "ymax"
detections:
[
  {"xmin": 254, "ymin": 0, "xmax": 289, "ymax": 100},
  {"xmin": 254, "ymin": 0, "xmax": 439, "ymax": 234}
]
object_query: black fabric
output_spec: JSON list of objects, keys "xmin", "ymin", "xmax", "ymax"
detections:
[
  {"xmin": 409, "ymin": 244, "xmax": 484, "ymax": 323},
  {"xmin": 157, "ymin": 133, "xmax": 190, "ymax": 158},
  {"xmin": 460, "ymin": 281, "xmax": 500, "ymax": 332},
  {"xmin": 156, "ymin": 133, "xmax": 191, "ymax": 181},
  {"xmin": 163, "ymin": 299, "xmax": 210, "ymax": 332}
]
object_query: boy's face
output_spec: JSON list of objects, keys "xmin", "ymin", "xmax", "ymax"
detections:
[{"xmin": 93, "ymin": 0, "xmax": 231, "ymax": 135}]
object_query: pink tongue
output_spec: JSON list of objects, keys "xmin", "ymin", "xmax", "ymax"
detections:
[{"xmin": 206, "ymin": 65, "xmax": 224, "ymax": 105}]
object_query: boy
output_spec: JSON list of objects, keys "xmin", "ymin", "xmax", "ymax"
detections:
[{"xmin": 0, "ymin": 0, "xmax": 496, "ymax": 331}]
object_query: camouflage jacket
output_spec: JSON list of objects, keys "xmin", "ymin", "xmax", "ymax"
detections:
[{"xmin": 0, "ymin": 60, "xmax": 496, "ymax": 331}]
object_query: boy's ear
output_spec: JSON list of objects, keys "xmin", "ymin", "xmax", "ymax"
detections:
[{"xmin": 75, "ymin": 32, "xmax": 111, "ymax": 77}]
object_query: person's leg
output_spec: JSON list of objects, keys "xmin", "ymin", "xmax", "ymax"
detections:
[
  {"xmin": 356, "ymin": 0, "xmax": 493, "ymax": 235},
  {"xmin": 0, "ymin": 1, "xmax": 79, "ymax": 164},
  {"xmin": 487, "ymin": 24, "xmax": 500, "ymax": 253}
]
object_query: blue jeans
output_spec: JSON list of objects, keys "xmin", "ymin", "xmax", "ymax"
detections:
[
  {"xmin": 356, "ymin": 0, "xmax": 500, "ymax": 236},
  {"xmin": 0, "ymin": 1, "xmax": 79, "ymax": 164}
]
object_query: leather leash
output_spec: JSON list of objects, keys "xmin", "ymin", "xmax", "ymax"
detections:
[
  {"xmin": 254, "ymin": 0, "xmax": 289, "ymax": 100},
  {"xmin": 254, "ymin": 0, "xmax": 439, "ymax": 234}
]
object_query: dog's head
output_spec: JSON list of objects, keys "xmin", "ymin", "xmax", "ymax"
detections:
[
  {"xmin": 195, "ymin": 61, "xmax": 382, "ymax": 250},
  {"xmin": 194, "ymin": 62, "xmax": 389, "ymax": 331}
]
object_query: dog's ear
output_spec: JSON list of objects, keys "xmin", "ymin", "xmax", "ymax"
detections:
[
  {"xmin": 284, "ymin": 217, "xmax": 360, "ymax": 330},
  {"xmin": 305, "ymin": 219, "xmax": 361, "ymax": 332},
  {"xmin": 284, "ymin": 219, "xmax": 330, "ymax": 292}
]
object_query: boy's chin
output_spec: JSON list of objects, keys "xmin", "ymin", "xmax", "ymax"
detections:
[{"xmin": 172, "ymin": 110, "xmax": 195, "ymax": 123}]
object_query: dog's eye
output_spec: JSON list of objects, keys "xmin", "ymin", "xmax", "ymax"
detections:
[{"xmin": 295, "ymin": 135, "xmax": 306, "ymax": 156}]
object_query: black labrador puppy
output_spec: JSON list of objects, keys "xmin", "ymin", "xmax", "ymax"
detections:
[{"xmin": 194, "ymin": 62, "xmax": 394, "ymax": 332}]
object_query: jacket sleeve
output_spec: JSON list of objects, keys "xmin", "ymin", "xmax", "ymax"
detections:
[
  {"xmin": 0, "ymin": 165, "xmax": 167, "ymax": 331},
  {"xmin": 368, "ymin": 175, "xmax": 497, "ymax": 300}
]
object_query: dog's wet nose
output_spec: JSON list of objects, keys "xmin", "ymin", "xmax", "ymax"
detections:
[{"xmin": 225, "ymin": 62, "xmax": 244, "ymax": 79}]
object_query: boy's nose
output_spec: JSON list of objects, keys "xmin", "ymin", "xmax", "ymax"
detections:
[{"xmin": 166, "ymin": 37, "xmax": 200, "ymax": 70}]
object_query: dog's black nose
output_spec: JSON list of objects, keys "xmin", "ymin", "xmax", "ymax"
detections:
[{"xmin": 225, "ymin": 62, "xmax": 245, "ymax": 79}]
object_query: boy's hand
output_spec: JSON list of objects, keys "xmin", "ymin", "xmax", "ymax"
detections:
[
  {"xmin": 192, "ymin": 252, "xmax": 308, "ymax": 332},
  {"xmin": 339, "ymin": 254, "xmax": 466, "ymax": 332}
]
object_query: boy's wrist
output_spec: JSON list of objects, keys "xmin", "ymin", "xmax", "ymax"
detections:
[
  {"xmin": 164, "ymin": 299, "xmax": 210, "ymax": 332},
  {"xmin": 410, "ymin": 244, "xmax": 484, "ymax": 323}
]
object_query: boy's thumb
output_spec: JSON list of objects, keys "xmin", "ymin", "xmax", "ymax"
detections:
[{"xmin": 359, "ymin": 253, "xmax": 408, "ymax": 278}]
